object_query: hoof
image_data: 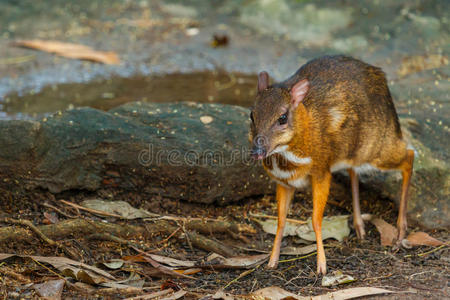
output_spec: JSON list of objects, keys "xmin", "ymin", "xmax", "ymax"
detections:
[
  {"xmin": 317, "ymin": 261, "xmax": 327, "ymax": 275},
  {"xmin": 354, "ymin": 223, "xmax": 366, "ymax": 240},
  {"xmin": 266, "ymin": 260, "xmax": 278, "ymax": 269}
]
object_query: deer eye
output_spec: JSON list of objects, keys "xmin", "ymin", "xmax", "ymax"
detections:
[
  {"xmin": 278, "ymin": 113, "xmax": 288, "ymax": 125},
  {"xmin": 250, "ymin": 112, "xmax": 254, "ymax": 123}
]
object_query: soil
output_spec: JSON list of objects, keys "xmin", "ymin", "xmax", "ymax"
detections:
[{"xmin": 0, "ymin": 175, "xmax": 448, "ymax": 299}]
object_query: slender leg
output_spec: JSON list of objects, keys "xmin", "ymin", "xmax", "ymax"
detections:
[
  {"xmin": 397, "ymin": 149, "xmax": 414, "ymax": 243},
  {"xmin": 348, "ymin": 168, "xmax": 365, "ymax": 239},
  {"xmin": 311, "ymin": 172, "xmax": 331, "ymax": 275},
  {"xmin": 267, "ymin": 183, "xmax": 295, "ymax": 269}
]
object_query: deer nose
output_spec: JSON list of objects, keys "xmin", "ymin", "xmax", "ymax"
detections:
[{"xmin": 251, "ymin": 146, "xmax": 266, "ymax": 160}]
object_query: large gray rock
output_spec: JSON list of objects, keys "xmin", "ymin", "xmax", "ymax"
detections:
[{"xmin": 0, "ymin": 102, "xmax": 273, "ymax": 204}]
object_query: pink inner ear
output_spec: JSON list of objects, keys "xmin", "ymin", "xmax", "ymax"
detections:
[
  {"xmin": 258, "ymin": 71, "xmax": 269, "ymax": 92},
  {"xmin": 291, "ymin": 79, "xmax": 309, "ymax": 108}
]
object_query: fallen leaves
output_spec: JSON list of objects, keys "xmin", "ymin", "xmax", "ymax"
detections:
[
  {"xmin": 14, "ymin": 40, "xmax": 120, "ymax": 64},
  {"xmin": 362, "ymin": 214, "xmax": 445, "ymax": 247}
]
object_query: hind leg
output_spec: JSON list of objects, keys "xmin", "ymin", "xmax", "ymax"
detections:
[
  {"xmin": 348, "ymin": 168, "xmax": 365, "ymax": 239},
  {"xmin": 397, "ymin": 149, "xmax": 414, "ymax": 243}
]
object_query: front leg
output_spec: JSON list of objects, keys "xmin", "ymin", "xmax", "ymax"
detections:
[
  {"xmin": 311, "ymin": 172, "xmax": 331, "ymax": 275},
  {"xmin": 267, "ymin": 183, "xmax": 295, "ymax": 268}
]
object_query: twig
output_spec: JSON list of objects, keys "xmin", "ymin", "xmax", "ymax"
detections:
[
  {"xmin": 156, "ymin": 226, "xmax": 182, "ymax": 245},
  {"xmin": 1, "ymin": 217, "xmax": 79, "ymax": 260},
  {"xmin": 278, "ymin": 252, "xmax": 317, "ymax": 264},
  {"xmin": 42, "ymin": 202, "xmax": 78, "ymax": 218},
  {"xmin": 186, "ymin": 232, "xmax": 235, "ymax": 257},
  {"xmin": 30, "ymin": 257, "xmax": 66, "ymax": 280},
  {"xmin": 404, "ymin": 243, "xmax": 449, "ymax": 258},
  {"xmin": 223, "ymin": 266, "xmax": 259, "ymax": 290}
]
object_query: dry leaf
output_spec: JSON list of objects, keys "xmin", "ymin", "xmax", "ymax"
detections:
[
  {"xmin": 124, "ymin": 288, "xmax": 174, "ymax": 300},
  {"xmin": 33, "ymin": 279, "xmax": 65, "ymax": 300},
  {"xmin": 406, "ymin": 232, "xmax": 444, "ymax": 247},
  {"xmin": 256, "ymin": 215, "xmax": 350, "ymax": 242},
  {"xmin": 207, "ymin": 290, "xmax": 235, "ymax": 300},
  {"xmin": 43, "ymin": 212, "xmax": 59, "ymax": 224},
  {"xmin": 101, "ymin": 259, "xmax": 125, "ymax": 270},
  {"xmin": 14, "ymin": 40, "xmax": 120, "ymax": 64},
  {"xmin": 250, "ymin": 286, "xmax": 396, "ymax": 300},
  {"xmin": 281, "ymin": 244, "xmax": 317, "ymax": 256},
  {"xmin": 204, "ymin": 253, "xmax": 269, "ymax": 269},
  {"xmin": 364, "ymin": 215, "xmax": 398, "ymax": 246},
  {"xmin": 251, "ymin": 286, "xmax": 302, "ymax": 299},
  {"xmin": 143, "ymin": 256, "xmax": 194, "ymax": 279},
  {"xmin": 81, "ymin": 199, "xmax": 159, "ymax": 219},
  {"xmin": 147, "ymin": 254, "xmax": 195, "ymax": 268},
  {"xmin": 174, "ymin": 268, "xmax": 202, "ymax": 275},
  {"xmin": 313, "ymin": 287, "xmax": 396, "ymax": 300},
  {"xmin": 321, "ymin": 270, "xmax": 355, "ymax": 287},
  {"xmin": 159, "ymin": 290, "xmax": 186, "ymax": 300}
]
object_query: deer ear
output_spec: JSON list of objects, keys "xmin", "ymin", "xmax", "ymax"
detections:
[
  {"xmin": 290, "ymin": 79, "xmax": 309, "ymax": 108},
  {"xmin": 257, "ymin": 71, "xmax": 269, "ymax": 92}
]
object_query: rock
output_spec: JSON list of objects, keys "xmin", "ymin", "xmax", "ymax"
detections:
[{"xmin": 0, "ymin": 102, "xmax": 273, "ymax": 204}]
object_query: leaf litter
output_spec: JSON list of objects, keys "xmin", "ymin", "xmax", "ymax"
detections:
[{"xmin": 1, "ymin": 198, "xmax": 446, "ymax": 298}]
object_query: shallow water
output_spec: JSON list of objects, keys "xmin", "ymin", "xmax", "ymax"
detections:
[{"xmin": 0, "ymin": 72, "xmax": 257, "ymax": 120}]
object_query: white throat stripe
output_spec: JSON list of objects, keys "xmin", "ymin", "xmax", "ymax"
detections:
[
  {"xmin": 269, "ymin": 157, "xmax": 296, "ymax": 179},
  {"xmin": 282, "ymin": 151, "xmax": 312, "ymax": 165}
]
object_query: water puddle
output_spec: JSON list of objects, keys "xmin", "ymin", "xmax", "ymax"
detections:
[{"xmin": 0, "ymin": 72, "xmax": 257, "ymax": 120}]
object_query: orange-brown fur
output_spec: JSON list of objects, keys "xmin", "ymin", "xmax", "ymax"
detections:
[{"xmin": 249, "ymin": 55, "xmax": 414, "ymax": 274}]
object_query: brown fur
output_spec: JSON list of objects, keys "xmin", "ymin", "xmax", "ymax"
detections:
[{"xmin": 250, "ymin": 55, "xmax": 414, "ymax": 274}]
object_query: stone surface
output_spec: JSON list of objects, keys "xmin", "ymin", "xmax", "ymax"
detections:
[{"xmin": 0, "ymin": 102, "xmax": 273, "ymax": 204}]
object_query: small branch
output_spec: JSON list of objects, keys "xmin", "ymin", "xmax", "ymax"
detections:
[
  {"xmin": 186, "ymin": 232, "xmax": 235, "ymax": 257},
  {"xmin": 278, "ymin": 252, "xmax": 317, "ymax": 264},
  {"xmin": 42, "ymin": 202, "xmax": 78, "ymax": 218},
  {"xmin": 1, "ymin": 217, "xmax": 79, "ymax": 260},
  {"xmin": 223, "ymin": 266, "xmax": 260, "ymax": 290},
  {"xmin": 87, "ymin": 232, "xmax": 148, "ymax": 250},
  {"xmin": 404, "ymin": 243, "xmax": 449, "ymax": 258}
]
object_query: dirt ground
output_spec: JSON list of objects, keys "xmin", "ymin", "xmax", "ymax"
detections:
[{"xmin": 0, "ymin": 177, "xmax": 448, "ymax": 299}]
